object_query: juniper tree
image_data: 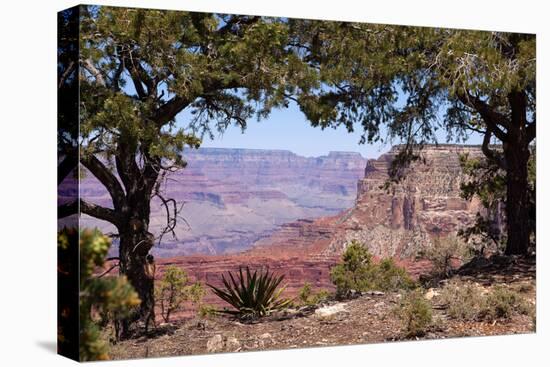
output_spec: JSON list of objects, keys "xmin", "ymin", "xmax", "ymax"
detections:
[
  {"xmin": 69, "ymin": 6, "xmax": 303, "ymax": 334},
  {"xmin": 288, "ymin": 22, "xmax": 535, "ymax": 255},
  {"xmin": 58, "ymin": 228, "xmax": 140, "ymax": 361}
]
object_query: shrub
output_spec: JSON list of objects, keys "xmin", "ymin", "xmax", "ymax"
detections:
[
  {"xmin": 298, "ymin": 282, "xmax": 313, "ymax": 304},
  {"xmin": 439, "ymin": 280, "xmax": 534, "ymax": 322},
  {"xmin": 372, "ymin": 258, "xmax": 416, "ymax": 291},
  {"xmin": 155, "ymin": 266, "xmax": 205, "ymax": 323},
  {"xmin": 439, "ymin": 280, "xmax": 485, "ymax": 321},
  {"xmin": 394, "ymin": 289, "xmax": 433, "ymax": 338},
  {"xmin": 208, "ymin": 266, "xmax": 292, "ymax": 319},
  {"xmin": 330, "ymin": 240, "xmax": 415, "ymax": 298},
  {"xmin": 59, "ymin": 228, "xmax": 141, "ymax": 361},
  {"xmin": 313, "ymin": 289, "xmax": 331, "ymax": 304},
  {"xmin": 198, "ymin": 304, "xmax": 218, "ymax": 318},
  {"xmin": 422, "ymin": 236, "xmax": 471, "ymax": 278},
  {"xmin": 298, "ymin": 282, "xmax": 330, "ymax": 306},
  {"xmin": 484, "ymin": 285, "xmax": 534, "ymax": 320}
]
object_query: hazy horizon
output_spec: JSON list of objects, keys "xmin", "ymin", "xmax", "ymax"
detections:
[{"xmin": 179, "ymin": 101, "xmax": 484, "ymax": 159}]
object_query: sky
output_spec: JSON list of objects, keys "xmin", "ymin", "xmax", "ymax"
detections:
[{"xmin": 177, "ymin": 101, "xmax": 483, "ymax": 159}]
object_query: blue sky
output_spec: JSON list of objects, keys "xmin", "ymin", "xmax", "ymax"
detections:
[{"xmin": 177, "ymin": 101, "xmax": 483, "ymax": 159}]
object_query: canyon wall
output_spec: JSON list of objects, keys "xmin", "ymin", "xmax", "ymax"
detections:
[
  {"xmin": 80, "ymin": 148, "xmax": 367, "ymax": 256},
  {"xmin": 252, "ymin": 145, "xmax": 494, "ymax": 260}
]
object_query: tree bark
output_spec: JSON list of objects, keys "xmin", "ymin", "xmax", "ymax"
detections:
[
  {"xmin": 503, "ymin": 142, "xmax": 530, "ymax": 255},
  {"xmin": 502, "ymin": 91, "xmax": 532, "ymax": 255},
  {"xmin": 117, "ymin": 218, "xmax": 156, "ymax": 337}
]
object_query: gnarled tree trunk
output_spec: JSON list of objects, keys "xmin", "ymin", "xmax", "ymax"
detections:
[
  {"xmin": 503, "ymin": 134, "xmax": 531, "ymax": 255},
  {"xmin": 117, "ymin": 222, "xmax": 156, "ymax": 337},
  {"xmin": 502, "ymin": 91, "xmax": 532, "ymax": 256}
]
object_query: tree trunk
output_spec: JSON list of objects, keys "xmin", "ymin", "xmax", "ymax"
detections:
[
  {"xmin": 117, "ymin": 218, "xmax": 156, "ymax": 337},
  {"xmin": 503, "ymin": 140, "xmax": 531, "ymax": 255}
]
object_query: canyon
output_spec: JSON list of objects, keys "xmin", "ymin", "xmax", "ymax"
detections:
[
  {"xmin": 80, "ymin": 148, "xmax": 367, "ymax": 257},
  {"xmin": 143, "ymin": 145, "xmax": 495, "ymax": 315}
]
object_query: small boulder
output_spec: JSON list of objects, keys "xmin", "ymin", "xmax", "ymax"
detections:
[
  {"xmin": 206, "ymin": 334, "xmax": 224, "ymax": 353},
  {"xmin": 315, "ymin": 303, "xmax": 347, "ymax": 317},
  {"xmin": 206, "ymin": 334, "xmax": 241, "ymax": 353},
  {"xmin": 226, "ymin": 337, "xmax": 241, "ymax": 352},
  {"xmin": 424, "ymin": 288, "xmax": 439, "ymax": 300}
]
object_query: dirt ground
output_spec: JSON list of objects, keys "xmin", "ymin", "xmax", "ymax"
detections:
[{"xmin": 109, "ymin": 256, "xmax": 536, "ymax": 361}]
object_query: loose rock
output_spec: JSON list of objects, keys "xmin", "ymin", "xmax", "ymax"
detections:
[
  {"xmin": 315, "ymin": 303, "xmax": 347, "ymax": 317},
  {"xmin": 206, "ymin": 334, "xmax": 224, "ymax": 353}
]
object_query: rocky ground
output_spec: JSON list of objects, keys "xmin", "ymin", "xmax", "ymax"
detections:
[{"xmin": 108, "ymin": 257, "xmax": 535, "ymax": 361}]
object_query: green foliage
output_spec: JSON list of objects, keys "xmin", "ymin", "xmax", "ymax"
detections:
[
  {"xmin": 484, "ymin": 285, "xmax": 534, "ymax": 320},
  {"xmin": 155, "ymin": 266, "xmax": 205, "ymax": 323},
  {"xmin": 374, "ymin": 258, "xmax": 417, "ymax": 291},
  {"xmin": 393, "ymin": 289, "xmax": 433, "ymax": 338},
  {"xmin": 58, "ymin": 226, "xmax": 78, "ymax": 359},
  {"xmin": 330, "ymin": 240, "xmax": 373, "ymax": 297},
  {"xmin": 298, "ymin": 282, "xmax": 330, "ymax": 306},
  {"xmin": 289, "ymin": 22, "xmax": 535, "ymax": 149},
  {"xmin": 208, "ymin": 267, "xmax": 292, "ymax": 319},
  {"xmin": 439, "ymin": 280, "xmax": 534, "ymax": 322},
  {"xmin": 420, "ymin": 236, "xmax": 472, "ymax": 278},
  {"xmin": 79, "ymin": 7, "xmax": 305, "ymax": 165},
  {"xmin": 330, "ymin": 241, "xmax": 415, "ymax": 298},
  {"xmin": 439, "ymin": 280, "xmax": 486, "ymax": 321},
  {"xmin": 298, "ymin": 282, "xmax": 312, "ymax": 304},
  {"xmin": 66, "ymin": 228, "xmax": 141, "ymax": 361},
  {"xmin": 198, "ymin": 304, "xmax": 218, "ymax": 318}
]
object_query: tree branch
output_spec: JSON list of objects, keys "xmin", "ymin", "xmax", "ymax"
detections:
[
  {"xmin": 58, "ymin": 200, "xmax": 78, "ymax": 219},
  {"xmin": 456, "ymin": 92, "xmax": 510, "ymax": 142},
  {"xmin": 115, "ymin": 143, "xmax": 141, "ymax": 196},
  {"xmin": 95, "ymin": 263, "xmax": 120, "ymax": 278},
  {"xmin": 82, "ymin": 58, "xmax": 106, "ymax": 87},
  {"xmin": 152, "ymin": 96, "xmax": 192, "ymax": 126},
  {"xmin": 80, "ymin": 199, "xmax": 122, "ymax": 227},
  {"xmin": 58, "ymin": 61, "xmax": 76, "ymax": 90},
  {"xmin": 482, "ymin": 129, "xmax": 507, "ymax": 170},
  {"xmin": 80, "ymin": 154, "xmax": 127, "ymax": 210}
]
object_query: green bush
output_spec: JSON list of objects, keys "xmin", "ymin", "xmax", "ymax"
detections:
[
  {"xmin": 394, "ymin": 289, "xmax": 433, "ymax": 337},
  {"xmin": 439, "ymin": 280, "xmax": 534, "ymax": 322},
  {"xmin": 373, "ymin": 258, "xmax": 417, "ymax": 291},
  {"xmin": 298, "ymin": 282, "xmax": 313, "ymax": 304},
  {"xmin": 330, "ymin": 240, "xmax": 415, "ymax": 298},
  {"xmin": 298, "ymin": 282, "xmax": 330, "ymax": 306},
  {"xmin": 208, "ymin": 266, "xmax": 292, "ymax": 319},
  {"xmin": 421, "ymin": 236, "xmax": 471, "ymax": 278},
  {"xmin": 59, "ymin": 228, "xmax": 141, "ymax": 361},
  {"xmin": 155, "ymin": 266, "xmax": 205, "ymax": 323},
  {"xmin": 439, "ymin": 280, "xmax": 485, "ymax": 321},
  {"xmin": 313, "ymin": 290, "xmax": 331, "ymax": 304},
  {"xmin": 198, "ymin": 304, "xmax": 218, "ymax": 318},
  {"xmin": 484, "ymin": 285, "xmax": 534, "ymax": 320}
]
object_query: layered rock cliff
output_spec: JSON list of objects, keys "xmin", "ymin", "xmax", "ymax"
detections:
[{"xmin": 251, "ymin": 145, "xmax": 493, "ymax": 259}]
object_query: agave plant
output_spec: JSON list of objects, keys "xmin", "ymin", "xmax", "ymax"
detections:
[{"xmin": 207, "ymin": 266, "xmax": 292, "ymax": 319}]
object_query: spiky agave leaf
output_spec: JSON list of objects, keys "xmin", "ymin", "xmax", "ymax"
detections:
[{"xmin": 207, "ymin": 266, "xmax": 291, "ymax": 319}]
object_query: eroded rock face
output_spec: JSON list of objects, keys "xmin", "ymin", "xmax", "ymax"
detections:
[
  {"xmin": 323, "ymin": 145, "xmax": 489, "ymax": 258},
  {"xmin": 251, "ymin": 144, "xmax": 498, "ymax": 260}
]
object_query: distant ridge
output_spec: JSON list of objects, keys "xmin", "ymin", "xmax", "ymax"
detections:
[{"xmin": 189, "ymin": 146, "xmax": 365, "ymax": 159}]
